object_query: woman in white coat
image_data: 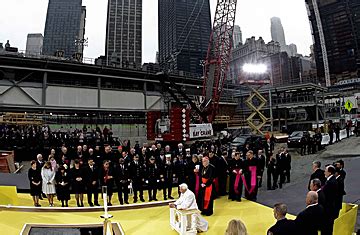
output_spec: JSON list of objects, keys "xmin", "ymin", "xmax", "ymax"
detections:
[{"xmin": 41, "ymin": 161, "xmax": 56, "ymax": 206}]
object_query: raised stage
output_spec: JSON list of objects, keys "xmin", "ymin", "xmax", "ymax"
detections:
[
  {"xmin": 0, "ymin": 188, "xmax": 357, "ymax": 234},
  {"xmin": 0, "ymin": 191, "xmax": 286, "ymax": 234}
]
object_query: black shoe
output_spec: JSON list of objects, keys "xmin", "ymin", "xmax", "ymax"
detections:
[
  {"xmin": 94, "ymin": 203, "xmax": 100, "ymax": 206},
  {"xmin": 149, "ymin": 198, "xmax": 153, "ymax": 202},
  {"xmin": 140, "ymin": 198, "xmax": 145, "ymax": 202},
  {"xmin": 120, "ymin": 202, "xmax": 124, "ymax": 205},
  {"xmin": 169, "ymin": 196, "xmax": 174, "ymax": 199},
  {"xmin": 134, "ymin": 199, "xmax": 138, "ymax": 203},
  {"xmin": 89, "ymin": 203, "xmax": 94, "ymax": 207},
  {"xmin": 77, "ymin": 203, "xmax": 81, "ymax": 207},
  {"xmin": 125, "ymin": 201, "xmax": 129, "ymax": 204},
  {"xmin": 108, "ymin": 202, "xmax": 112, "ymax": 206},
  {"xmin": 236, "ymin": 199, "xmax": 241, "ymax": 202},
  {"xmin": 164, "ymin": 197, "xmax": 167, "ymax": 200},
  {"xmin": 154, "ymin": 198, "xmax": 158, "ymax": 201}
]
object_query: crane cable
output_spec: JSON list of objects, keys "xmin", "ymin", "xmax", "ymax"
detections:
[
  {"xmin": 177, "ymin": 0, "xmax": 206, "ymax": 55},
  {"xmin": 175, "ymin": 0, "xmax": 201, "ymax": 48}
]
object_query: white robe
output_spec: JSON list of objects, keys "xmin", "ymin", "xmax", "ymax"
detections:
[{"xmin": 174, "ymin": 189, "xmax": 208, "ymax": 232}]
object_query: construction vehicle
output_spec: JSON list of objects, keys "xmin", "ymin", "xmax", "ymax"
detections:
[{"xmin": 147, "ymin": 0, "xmax": 238, "ymax": 143}]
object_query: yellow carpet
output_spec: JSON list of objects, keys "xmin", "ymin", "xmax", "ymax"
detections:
[{"xmin": 0, "ymin": 191, "xmax": 294, "ymax": 234}]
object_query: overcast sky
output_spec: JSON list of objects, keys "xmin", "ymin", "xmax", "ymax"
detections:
[{"xmin": 0, "ymin": 0, "xmax": 313, "ymax": 63}]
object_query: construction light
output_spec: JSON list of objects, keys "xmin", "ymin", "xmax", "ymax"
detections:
[{"xmin": 242, "ymin": 63, "xmax": 267, "ymax": 74}]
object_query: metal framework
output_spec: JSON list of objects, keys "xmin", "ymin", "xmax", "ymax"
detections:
[
  {"xmin": 202, "ymin": 0, "xmax": 238, "ymax": 122},
  {"xmin": 245, "ymin": 87, "xmax": 268, "ymax": 135}
]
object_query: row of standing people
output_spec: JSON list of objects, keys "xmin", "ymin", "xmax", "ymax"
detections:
[
  {"xmin": 29, "ymin": 144, "xmax": 268, "ymax": 217},
  {"xmin": 267, "ymin": 159, "xmax": 346, "ymax": 235}
]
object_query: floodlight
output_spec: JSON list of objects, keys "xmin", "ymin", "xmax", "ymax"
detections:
[{"xmin": 242, "ymin": 63, "xmax": 267, "ymax": 74}]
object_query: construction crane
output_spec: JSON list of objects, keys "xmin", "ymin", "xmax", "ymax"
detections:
[
  {"xmin": 310, "ymin": 0, "xmax": 331, "ymax": 87},
  {"xmin": 202, "ymin": 0, "xmax": 238, "ymax": 122},
  {"xmin": 151, "ymin": 0, "xmax": 238, "ymax": 143}
]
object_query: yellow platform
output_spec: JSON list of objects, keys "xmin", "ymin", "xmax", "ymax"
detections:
[
  {"xmin": 0, "ymin": 187, "xmax": 356, "ymax": 235},
  {"xmin": 0, "ymin": 189, "xmax": 285, "ymax": 234}
]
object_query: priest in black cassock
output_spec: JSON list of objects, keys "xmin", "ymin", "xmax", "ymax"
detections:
[
  {"xmin": 198, "ymin": 156, "xmax": 216, "ymax": 216},
  {"xmin": 244, "ymin": 150, "xmax": 260, "ymax": 201},
  {"xmin": 228, "ymin": 152, "xmax": 244, "ymax": 202}
]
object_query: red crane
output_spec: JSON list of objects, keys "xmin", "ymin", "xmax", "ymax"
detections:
[
  {"xmin": 150, "ymin": 0, "xmax": 238, "ymax": 142},
  {"xmin": 202, "ymin": 0, "xmax": 238, "ymax": 122}
]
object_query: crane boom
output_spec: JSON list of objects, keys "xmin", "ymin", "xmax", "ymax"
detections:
[
  {"xmin": 311, "ymin": 0, "xmax": 331, "ymax": 87},
  {"xmin": 202, "ymin": 0, "xmax": 238, "ymax": 122}
]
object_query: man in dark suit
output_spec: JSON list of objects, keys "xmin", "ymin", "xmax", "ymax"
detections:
[
  {"xmin": 128, "ymin": 154, "xmax": 145, "ymax": 203},
  {"xmin": 162, "ymin": 154, "xmax": 175, "ymax": 200},
  {"xmin": 35, "ymin": 153, "xmax": 45, "ymax": 171},
  {"xmin": 308, "ymin": 161, "xmax": 326, "ymax": 190},
  {"xmin": 84, "ymin": 158, "xmax": 100, "ymax": 206},
  {"xmin": 322, "ymin": 165, "xmax": 339, "ymax": 235},
  {"xmin": 276, "ymin": 149, "xmax": 286, "ymax": 189},
  {"xmin": 256, "ymin": 150, "xmax": 266, "ymax": 188},
  {"xmin": 114, "ymin": 157, "xmax": 130, "ymax": 205},
  {"xmin": 267, "ymin": 203, "xmax": 297, "ymax": 235},
  {"xmin": 309, "ymin": 178, "xmax": 326, "ymax": 208},
  {"xmin": 295, "ymin": 191, "xmax": 325, "ymax": 235},
  {"xmin": 217, "ymin": 150, "xmax": 229, "ymax": 195},
  {"xmin": 283, "ymin": 149, "xmax": 291, "ymax": 183},
  {"xmin": 335, "ymin": 167, "xmax": 346, "ymax": 218},
  {"xmin": 335, "ymin": 159, "xmax": 346, "ymax": 180}
]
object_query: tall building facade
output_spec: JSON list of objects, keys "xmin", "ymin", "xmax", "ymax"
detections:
[
  {"xmin": 288, "ymin": 43, "xmax": 298, "ymax": 57},
  {"xmin": 233, "ymin": 25, "xmax": 243, "ymax": 48},
  {"xmin": 271, "ymin": 17, "xmax": 287, "ymax": 51},
  {"xmin": 306, "ymin": 0, "xmax": 360, "ymax": 84},
  {"xmin": 43, "ymin": 0, "xmax": 85, "ymax": 57},
  {"xmin": 158, "ymin": 0, "xmax": 212, "ymax": 76},
  {"xmin": 26, "ymin": 34, "xmax": 43, "ymax": 56},
  {"xmin": 229, "ymin": 36, "xmax": 281, "ymax": 83},
  {"xmin": 105, "ymin": 0, "xmax": 142, "ymax": 68}
]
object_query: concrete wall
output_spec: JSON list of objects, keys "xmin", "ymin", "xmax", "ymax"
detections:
[
  {"xmin": 46, "ymin": 86, "xmax": 98, "ymax": 107},
  {"xmin": 0, "ymin": 81, "xmax": 164, "ymax": 111}
]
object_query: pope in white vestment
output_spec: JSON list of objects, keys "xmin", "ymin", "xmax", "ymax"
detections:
[{"xmin": 170, "ymin": 183, "xmax": 209, "ymax": 232}]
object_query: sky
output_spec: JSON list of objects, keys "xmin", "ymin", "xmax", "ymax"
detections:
[{"xmin": 0, "ymin": 0, "xmax": 313, "ymax": 63}]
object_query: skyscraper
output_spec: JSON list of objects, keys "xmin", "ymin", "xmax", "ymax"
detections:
[
  {"xmin": 105, "ymin": 0, "xmax": 142, "ymax": 68},
  {"xmin": 158, "ymin": 0, "xmax": 212, "ymax": 76},
  {"xmin": 26, "ymin": 34, "xmax": 43, "ymax": 56},
  {"xmin": 43, "ymin": 0, "xmax": 85, "ymax": 57},
  {"xmin": 288, "ymin": 44, "xmax": 298, "ymax": 57},
  {"xmin": 270, "ymin": 17, "xmax": 287, "ymax": 51},
  {"xmin": 306, "ymin": 0, "xmax": 360, "ymax": 84},
  {"xmin": 233, "ymin": 25, "xmax": 243, "ymax": 48}
]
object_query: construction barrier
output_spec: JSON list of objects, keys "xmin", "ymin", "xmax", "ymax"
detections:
[
  {"xmin": 0, "ymin": 186, "xmax": 18, "ymax": 205},
  {"xmin": 333, "ymin": 203, "xmax": 358, "ymax": 235}
]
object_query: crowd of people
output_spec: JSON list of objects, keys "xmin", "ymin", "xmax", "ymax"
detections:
[
  {"xmin": 266, "ymin": 159, "xmax": 346, "ymax": 235},
  {"xmin": 28, "ymin": 136, "xmax": 279, "ymax": 214},
  {"xmin": 0, "ymin": 124, "xmax": 117, "ymax": 158},
  {"xmin": 16, "ymin": 122, "xmax": 349, "ymax": 234}
]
